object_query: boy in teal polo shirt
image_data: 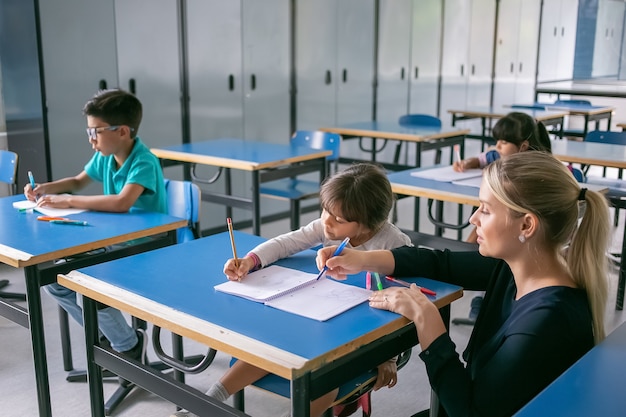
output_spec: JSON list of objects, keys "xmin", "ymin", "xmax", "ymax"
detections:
[{"xmin": 24, "ymin": 89, "xmax": 165, "ymax": 363}]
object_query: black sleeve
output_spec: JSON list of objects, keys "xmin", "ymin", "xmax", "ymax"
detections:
[{"xmin": 391, "ymin": 246, "xmax": 502, "ymax": 291}]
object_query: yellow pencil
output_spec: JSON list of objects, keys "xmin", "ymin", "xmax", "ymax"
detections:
[{"xmin": 227, "ymin": 217, "xmax": 239, "ymax": 268}]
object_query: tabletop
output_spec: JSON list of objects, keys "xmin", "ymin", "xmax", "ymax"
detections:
[
  {"xmin": 319, "ymin": 121, "xmax": 470, "ymax": 142},
  {"xmin": 551, "ymin": 139, "xmax": 626, "ymax": 169},
  {"xmin": 447, "ymin": 107, "xmax": 568, "ymax": 123},
  {"xmin": 535, "ymin": 80, "xmax": 626, "ymax": 99},
  {"xmin": 0, "ymin": 195, "xmax": 187, "ymax": 268},
  {"xmin": 514, "ymin": 321, "xmax": 626, "ymax": 416},
  {"xmin": 150, "ymin": 138, "xmax": 331, "ymax": 171},
  {"xmin": 58, "ymin": 231, "xmax": 463, "ymax": 380}
]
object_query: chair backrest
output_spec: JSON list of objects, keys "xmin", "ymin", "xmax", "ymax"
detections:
[
  {"xmin": 398, "ymin": 114, "xmax": 442, "ymax": 128},
  {"xmin": 584, "ymin": 130, "xmax": 626, "ymax": 145},
  {"xmin": 0, "ymin": 150, "xmax": 18, "ymax": 195},
  {"xmin": 290, "ymin": 130, "xmax": 341, "ymax": 161},
  {"xmin": 164, "ymin": 178, "xmax": 201, "ymax": 243},
  {"xmin": 568, "ymin": 164, "xmax": 585, "ymax": 183},
  {"xmin": 554, "ymin": 99, "xmax": 592, "ymax": 107}
]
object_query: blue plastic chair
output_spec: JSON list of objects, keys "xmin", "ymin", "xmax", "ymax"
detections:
[
  {"xmin": 511, "ymin": 104, "xmax": 548, "ymax": 111},
  {"xmin": 554, "ymin": 99, "xmax": 592, "ymax": 107},
  {"xmin": 0, "ymin": 150, "xmax": 24, "ymax": 300},
  {"xmin": 232, "ymin": 349, "xmax": 412, "ymax": 417},
  {"xmin": 163, "ymin": 178, "xmax": 201, "ymax": 243},
  {"xmin": 260, "ymin": 130, "xmax": 341, "ymax": 230},
  {"xmin": 396, "ymin": 114, "xmax": 442, "ymax": 165}
]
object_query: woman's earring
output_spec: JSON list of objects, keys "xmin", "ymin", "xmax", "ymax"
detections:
[{"xmin": 518, "ymin": 235, "xmax": 526, "ymax": 243}]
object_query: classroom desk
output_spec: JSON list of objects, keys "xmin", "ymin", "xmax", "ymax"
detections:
[
  {"xmin": 541, "ymin": 103, "xmax": 614, "ymax": 138},
  {"xmin": 448, "ymin": 107, "xmax": 567, "ymax": 142},
  {"xmin": 514, "ymin": 321, "xmax": 626, "ymax": 416},
  {"xmin": 151, "ymin": 138, "xmax": 331, "ymax": 235},
  {"xmin": 0, "ymin": 195, "xmax": 186, "ymax": 417},
  {"xmin": 57, "ymin": 231, "xmax": 463, "ymax": 417},
  {"xmin": 319, "ymin": 121, "xmax": 470, "ymax": 171},
  {"xmin": 535, "ymin": 80, "xmax": 626, "ymax": 100}
]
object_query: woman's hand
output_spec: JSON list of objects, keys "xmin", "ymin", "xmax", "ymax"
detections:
[
  {"xmin": 373, "ymin": 359, "xmax": 398, "ymax": 391},
  {"xmin": 223, "ymin": 256, "xmax": 256, "ymax": 281},
  {"xmin": 315, "ymin": 247, "xmax": 364, "ymax": 280},
  {"xmin": 369, "ymin": 285, "xmax": 446, "ymax": 350}
]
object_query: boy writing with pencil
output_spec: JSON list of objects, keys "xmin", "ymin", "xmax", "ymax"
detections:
[
  {"xmin": 24, "ymin": 89, "xmax": 166, "ymax": 365},
  {"xmin": 171, "ymin": 163, "xmax": 413, "ymax": 417}
]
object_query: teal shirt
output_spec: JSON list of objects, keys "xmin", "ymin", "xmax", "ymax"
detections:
[{"xmin": 84, "ymin": 137, "xmax": 167, "ymax": 213}]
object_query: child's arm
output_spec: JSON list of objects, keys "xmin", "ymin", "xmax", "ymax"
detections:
[
  {"xmin": 452, "ymin": 157, "xmax": 480, "ymax": 172},
  {"xmin": 25, "ymin": 171, "xmax": 92, "ymax": 202},
  {"xmin": 35, "ymin": 181, "xmax": 145, "ymax": 212}
]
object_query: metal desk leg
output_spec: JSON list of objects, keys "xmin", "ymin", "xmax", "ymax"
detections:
[
  {"xmin": 291, "ymin": 373, "xmax": 311, "ymax": 417},
  {"xmin": 83, "ymin": 297, "xmax": 105, "ymax": 417},
  {"xmin": 25, "ymin": 266, "xmax": 52, "ymax": 417}
]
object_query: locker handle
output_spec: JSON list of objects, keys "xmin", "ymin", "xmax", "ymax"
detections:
[
  {"xmin": 471, "ymin": 64, "xmax": 475, "ymax": 75},
  {"xmin": 251, "ymin": 74, "xmax": 256, "ymax": 91},
  {"xmin": 519, "ymin": 62, "xmax": 523, "ymax": 73},
  {"xmin": 129, "ymin": 78, "xmax": 136, "ymax": 95},
  {"xmin": 342, "ymin": 69, "xmax": 347, "ymax": 83},
  {"xmin": 554, "ymin": 26, "xmax": 557, "ymax": 37},
  {"xmin": 606, "ymin": 28, "xmax": 609, "ymax": 38},
  {"xmin": 325, "ymin": 70, "xmax": 332, "ymax": 85},
  {"xmin": 510, "ymin": 62, "xmax": 514, "ymax": 73},
  {"xmin": 460, "ymin": 64, "xmax": 464, "ymax": 76},
  {"xmin": 98, "ymin": 79, "xmax": 107, "ymax": 90},
  {"xmin": 561, "ymin": 27, "xmax": 564, "ymax": 37},
  {"xmin": 228, "ymin": 74, "xmax": 235, "ymax": 91},
  {"xmin": 414, "ymin": 67, "xmax": 419, "ymax": 79}
]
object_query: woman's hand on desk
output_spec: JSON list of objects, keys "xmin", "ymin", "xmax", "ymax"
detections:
[
  {"xmin": 369, "ymin": 286, "xmax": 446, "ymax": 350},
  {"xmin": 223, "ymin": 256, "xmax": 255, "ymax": 281}
]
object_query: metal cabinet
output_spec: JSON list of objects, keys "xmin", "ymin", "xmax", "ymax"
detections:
[
  {"xmin": 39, "ymin": 0, "xmax": 118, "ymax": 181},
  {"xmin": 296, "ymin": 0, "xmax": 375, "ymax": 130},
  {"xmin": 537, "ymin": 0, "xmax": 579, "ymax": 82},
  {"xmin": 592, "ymin": 0, "xmax": 625, "ymax": 78},
  {"xmin": 492, "ymin": 0, "xmax": 541, "ymax": 107},
  {"xmin": 439, "ymin": 0, "xmax": 495, "ymax": 117}
]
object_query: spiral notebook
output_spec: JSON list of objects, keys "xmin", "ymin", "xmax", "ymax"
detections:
[{"xmin": 214, "ymin": 265, "xmax": 372, "ymax": 321}]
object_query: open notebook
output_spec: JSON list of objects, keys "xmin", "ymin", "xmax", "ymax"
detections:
[
  {"xmin": 410, "ymin": 165, "xmax": 483, "ymax": 182},
  {"xmin": 13, "ymin": 199, "xmax": 87, "ymax": 217},
  {"xmin": 214, "ymin": 265, "xmax": 372, "ymax": 321}
]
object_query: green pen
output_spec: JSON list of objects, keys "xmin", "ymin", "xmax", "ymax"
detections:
[{"xmin": 373, "ymin": 272, "xmax": 383, "ymax": 291}]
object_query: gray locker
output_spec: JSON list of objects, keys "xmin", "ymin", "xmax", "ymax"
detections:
[
  {"xmin": 39, "ymin": 0, "xmax": 118, "ymax": 182},
  {"xmin": 115, "ymin": 0, "xmax": 182, "ymax": 152},
  {"xmin": 296, "ymin": 0, "xmax": 375, "ymax": 130},
  {"xmin": 492, "ymin": 0, "xmax": 541, "ymax": 107},
  {"xmin": 537, "ymin": 0, "xmax": 579, "ymax": 82}
]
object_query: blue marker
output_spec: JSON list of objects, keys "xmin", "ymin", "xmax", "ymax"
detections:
[
  {"xmin": 28, "ymin": 171, "xmax": 37, "ymax": 202},
  {"xmin": 316, "ymin": 237, "xmax": 350, "ymax": 280}
]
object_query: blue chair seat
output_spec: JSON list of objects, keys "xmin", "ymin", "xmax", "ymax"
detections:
[{"xmin": 259, "ymin": 178, "xmax": 322, "ymax": 201}]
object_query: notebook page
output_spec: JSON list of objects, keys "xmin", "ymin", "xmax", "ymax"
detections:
[
  {"xmin": 410, "ymin": 165, "xmax": 483, "ymax": 182},
  {"xmin": 214, "ymin": 265, "xmax": 318, "ymax": 302},
  {"xmin": 265, "ymin": 278, "xmax": 372, "ymax": 321},
  {"xmin": 13, "ymin": 199, "xmax": 87, "ymax": 217}
]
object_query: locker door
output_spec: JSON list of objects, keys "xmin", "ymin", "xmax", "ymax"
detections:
[
  {"xmin": 409, "ymin": 0, "xmax": 442, "ymax": 116},
  {"xmin": 376, "ymin": 0, "xmax": 412, "ymax": 122},
  {"xmin": 493, "ymin": 0, "xmax": 522, "ymax": 108},
  {"xmin": 514, "ymin": 0, "xmax": 540, "ymax": 103},
  {"xmin": 557, "ymin": 0, "xmax": 578, "ymax": 79},
  {"xmin": 336, "ymin": 0, "xmax": 375, "ymax": 125},
  {"xmin": 537, "ymin": 0, "xmax": 563, "ymax": 81},
  {"xmin": 439, "ymin": 0, "xmax": 471, "ymax": 116},
  {"xmin": 466, "ymin": 0, "xmax": 495, "ymax": 108},
  {"xmin": 296, "ymin": 0, "xmax": 338, "ymax": 130},
  {"xmin": 187, "ymin": 0, "xmax": 243, "ymax": 141},
  {"xmin": 115, "ymin": 0, "xmax": 181, "ymax": 150},
  {"xmin": 39, "ymin": 0, "xmax": 118, "ymax": 180},
  {"xmin": 242, "ymin": 0, "xmax": 290, "ymax": 144}
]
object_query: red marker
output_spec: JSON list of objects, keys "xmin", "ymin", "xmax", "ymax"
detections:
[{"xmin": 385, "ymin": 276, "xmax": 436, "ymax": 296}]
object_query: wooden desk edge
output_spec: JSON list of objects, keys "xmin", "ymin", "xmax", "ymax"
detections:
[
  {"xmin": 319, "ymin": 127, "xmax": 470, "ymax": 142},
  {"xmin": 390, "ymin": 183, "xmax": 480, "ymax": 206},
  {"xmin": 151, "ymin": 148, "xmax": 331, "ymax": 171},
  {"xmin": 1, "ymin": 220, "xmax": 186, "ymax": 268}
]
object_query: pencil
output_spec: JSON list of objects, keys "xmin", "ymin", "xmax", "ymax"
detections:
[{"xmin": 227, "ymin": 217, "xmax": 239, "ymax": 268}]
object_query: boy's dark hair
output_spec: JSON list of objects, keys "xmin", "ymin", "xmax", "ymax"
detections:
[
  {"xmin": 319, "ymin": 163, "xmax": 393, "ymax": 232},
  {"xmin": 492, "ymin": 112, "xmax": 552, "ymax": 153},
  {"xmin": 83, "ymin": 89, "xmax": 142, "ymax": 138}
]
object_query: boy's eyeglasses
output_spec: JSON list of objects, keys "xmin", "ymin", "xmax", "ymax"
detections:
[{"xmin": 86, "ymin": 125, "xmax": 134, "ymax": 141}]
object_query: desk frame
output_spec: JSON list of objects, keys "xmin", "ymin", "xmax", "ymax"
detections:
[{"xmin": 0, "ymin": 201, "xmax": 185, "ymax": 417}]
